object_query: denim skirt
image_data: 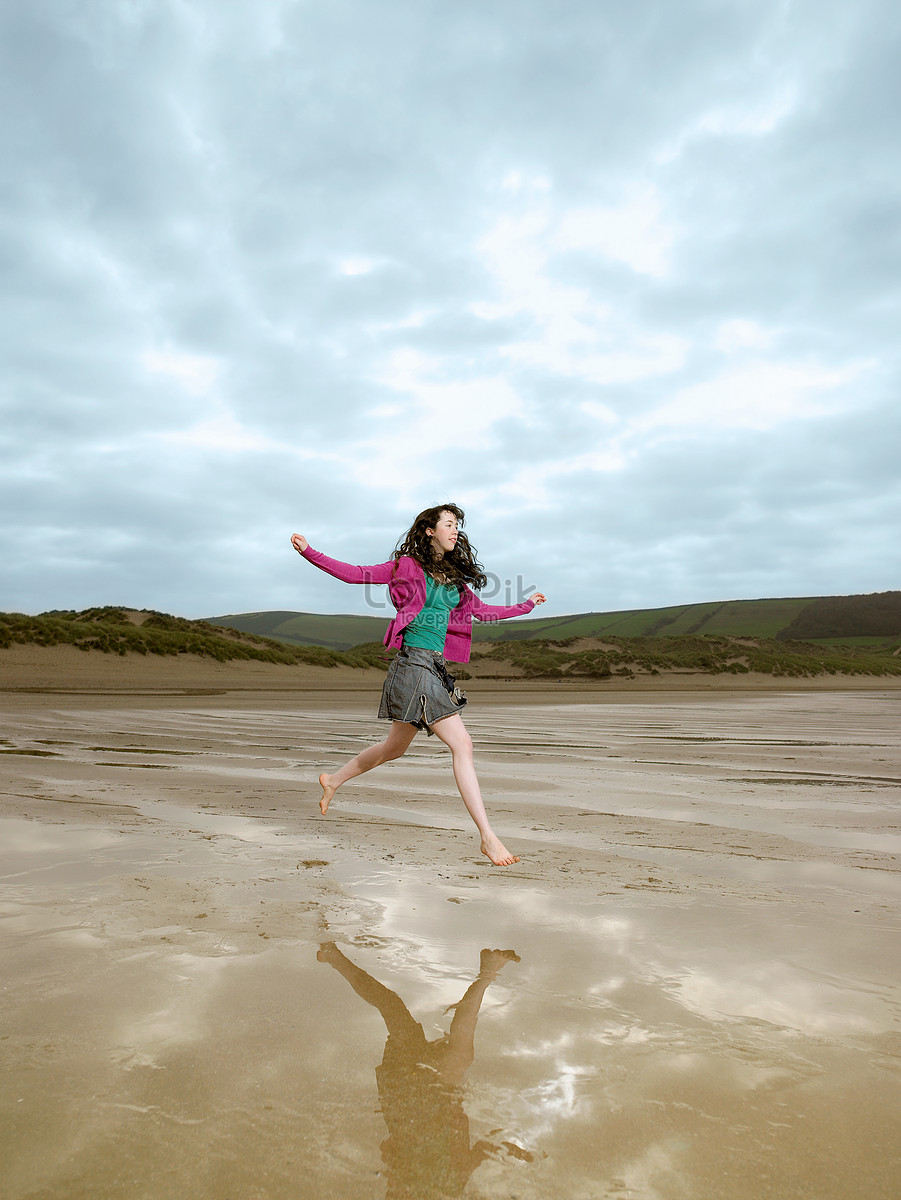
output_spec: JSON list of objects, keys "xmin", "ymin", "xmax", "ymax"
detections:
[{"xmin": 378, "ymin": 645, "xmax": 467, "ymax": 734}]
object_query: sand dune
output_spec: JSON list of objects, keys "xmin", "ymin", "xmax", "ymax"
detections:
[{"xmin": 3, "ymin": 641, "xmax": 900, "ymax": 698}]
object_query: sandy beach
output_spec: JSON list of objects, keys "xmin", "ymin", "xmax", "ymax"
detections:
[{"xmin": 2, "ymin": 656, "xmax": 900, "ymax": 1199}]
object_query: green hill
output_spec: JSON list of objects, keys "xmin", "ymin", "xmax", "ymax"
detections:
[
  {"xmin": 469, "ymin": 597, "xmax": 817, "ymax": 642},
  {"xmin": 204, "ymin": 609, "xmax": 389, "ymax": 651},
  {"xmin": 203, "ymin": 591, "xmax": 901, "ymax": 649},
  {"xmin": 775, "ymin": 592, "xmax": 901, "ymax": 641}
]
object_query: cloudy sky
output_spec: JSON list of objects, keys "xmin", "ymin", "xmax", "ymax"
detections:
[{"xmin": 3, "ymin": 0, "xmax": 899, "ymax": 621}]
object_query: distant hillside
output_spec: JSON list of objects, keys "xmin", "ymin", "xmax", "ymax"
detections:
[
  {"xmin": 775, "ymin": 592, "xmax": 901, "ymax": 641},
  {"xmin": 205, "ymin": 609, "xmax": 388, "ymax": 651},
  {"xmin": 470, "ymin": 596, "xmax": 817, "ymax": 642},
  {"xmin": 203, "ymin": 591, "xmax": 901, "ymax": 650}
]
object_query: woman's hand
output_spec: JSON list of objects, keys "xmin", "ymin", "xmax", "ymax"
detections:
[
  {"xmin": 291, "ymin": 533, "xmax": 309, "ymax": 554},
  {"xmin": 530, "ymin": 592, "xmax": 547, "ymax": 606}
]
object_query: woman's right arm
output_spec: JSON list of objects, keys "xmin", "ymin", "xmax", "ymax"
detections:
[{"xmin": 290, "ymin": 534, "xmax": 395, "ymax": 585}]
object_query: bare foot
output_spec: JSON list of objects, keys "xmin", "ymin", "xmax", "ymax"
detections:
[
  {"xmin": 317, "ymin": 941, "xmax": 344, "ymax": 965},
  {"xmin": 479, "ymin": 948, "xmax": 520, "ymax": 979},
  {"xmin": 319, "ymin": 773, "xmax": 337, "ymax": 814},
  {"xmin": 480, "ymin": 835, "xmax": 520, "ymax": 866}
]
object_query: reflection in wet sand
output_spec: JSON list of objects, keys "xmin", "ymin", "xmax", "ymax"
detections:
[{"xmin": 318, "ymin": 944, "xmax": 524, "ymax": 1199}]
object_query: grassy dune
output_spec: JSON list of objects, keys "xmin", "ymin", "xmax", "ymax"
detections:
[
  {"xmin": 0, "ymin": 608, "xmax": 385, "ymax": 670},
  {"xmin": 466, "ymin": 634, "xmax": 901, "ymax": 681},
  {"xmin": 3, "ymin": 607, "xmax": 899, "ymax": 681}
]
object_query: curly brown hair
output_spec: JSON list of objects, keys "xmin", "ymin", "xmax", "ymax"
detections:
[{"xmin": 394, "ymin": 503, "xmax": 488, "ymax": 590}]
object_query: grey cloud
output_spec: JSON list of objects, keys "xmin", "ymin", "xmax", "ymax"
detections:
[
  {"xmin": 491, "ymin": 392, "xmax": 899, "ymax": 612},
  {"xmin": 2, "ymin": 440, "xmax": 359, "ymax": 614},
  {"xmin": 2, "ymin": 0, "xmax": 898, "ymax": 617}
]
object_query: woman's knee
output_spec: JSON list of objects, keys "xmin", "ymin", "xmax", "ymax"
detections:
[
  {"xmin": 449, "ymin": 728, "xmax": 473, "ymax": 756},
  {"xmin": 382, "ymin": 728, "xmax": 414, "ymax": 761}
]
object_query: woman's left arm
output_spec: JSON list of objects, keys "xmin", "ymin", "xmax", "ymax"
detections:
[{"xmin": 471, "ymin": 592, "xmax": 547, "ymax": 622}]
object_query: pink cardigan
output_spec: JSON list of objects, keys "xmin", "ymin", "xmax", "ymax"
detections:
[{"xmin": 300, "ymin": 546, "xmax": 536, "ymax": 663}]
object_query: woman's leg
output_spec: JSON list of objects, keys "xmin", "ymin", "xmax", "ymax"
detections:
[
  {"xmin": 317, "ymin": 942, "xmax": 426, "ymax": 1048},
  {"xmin": 319, "ymin": 720, "xmax": 418, "ymax": 814},
  {"xmin": 429, "ymin": 714, "xmax": 520, "ymax": 866},
  {"xmin": 437, "ymin": 948, "xmax": 520, "ymax": 1083}
]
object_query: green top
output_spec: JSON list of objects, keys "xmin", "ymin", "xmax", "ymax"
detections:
[{"xmin": 403, "ymin": 575, "xmax": 460, "ymax": 652}]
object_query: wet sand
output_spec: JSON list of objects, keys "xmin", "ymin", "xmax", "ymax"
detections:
[{"xmin": 2, "ymin": 682, "xmax": 900, "ymax": 1199}]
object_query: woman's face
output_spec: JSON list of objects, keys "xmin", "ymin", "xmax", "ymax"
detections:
[{"xmin": 427, "ymin": 510, "xmax": 459, "ymax": 556}]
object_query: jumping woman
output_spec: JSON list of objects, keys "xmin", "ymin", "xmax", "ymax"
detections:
[{"xmin": 291, "ymin": 504, "xmax": 546, "ymax": 866}]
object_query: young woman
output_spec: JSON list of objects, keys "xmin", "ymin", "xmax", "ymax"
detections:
[{"xmin": 291, "ymin": 504, "xmax": 546, "ymax": 866}]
